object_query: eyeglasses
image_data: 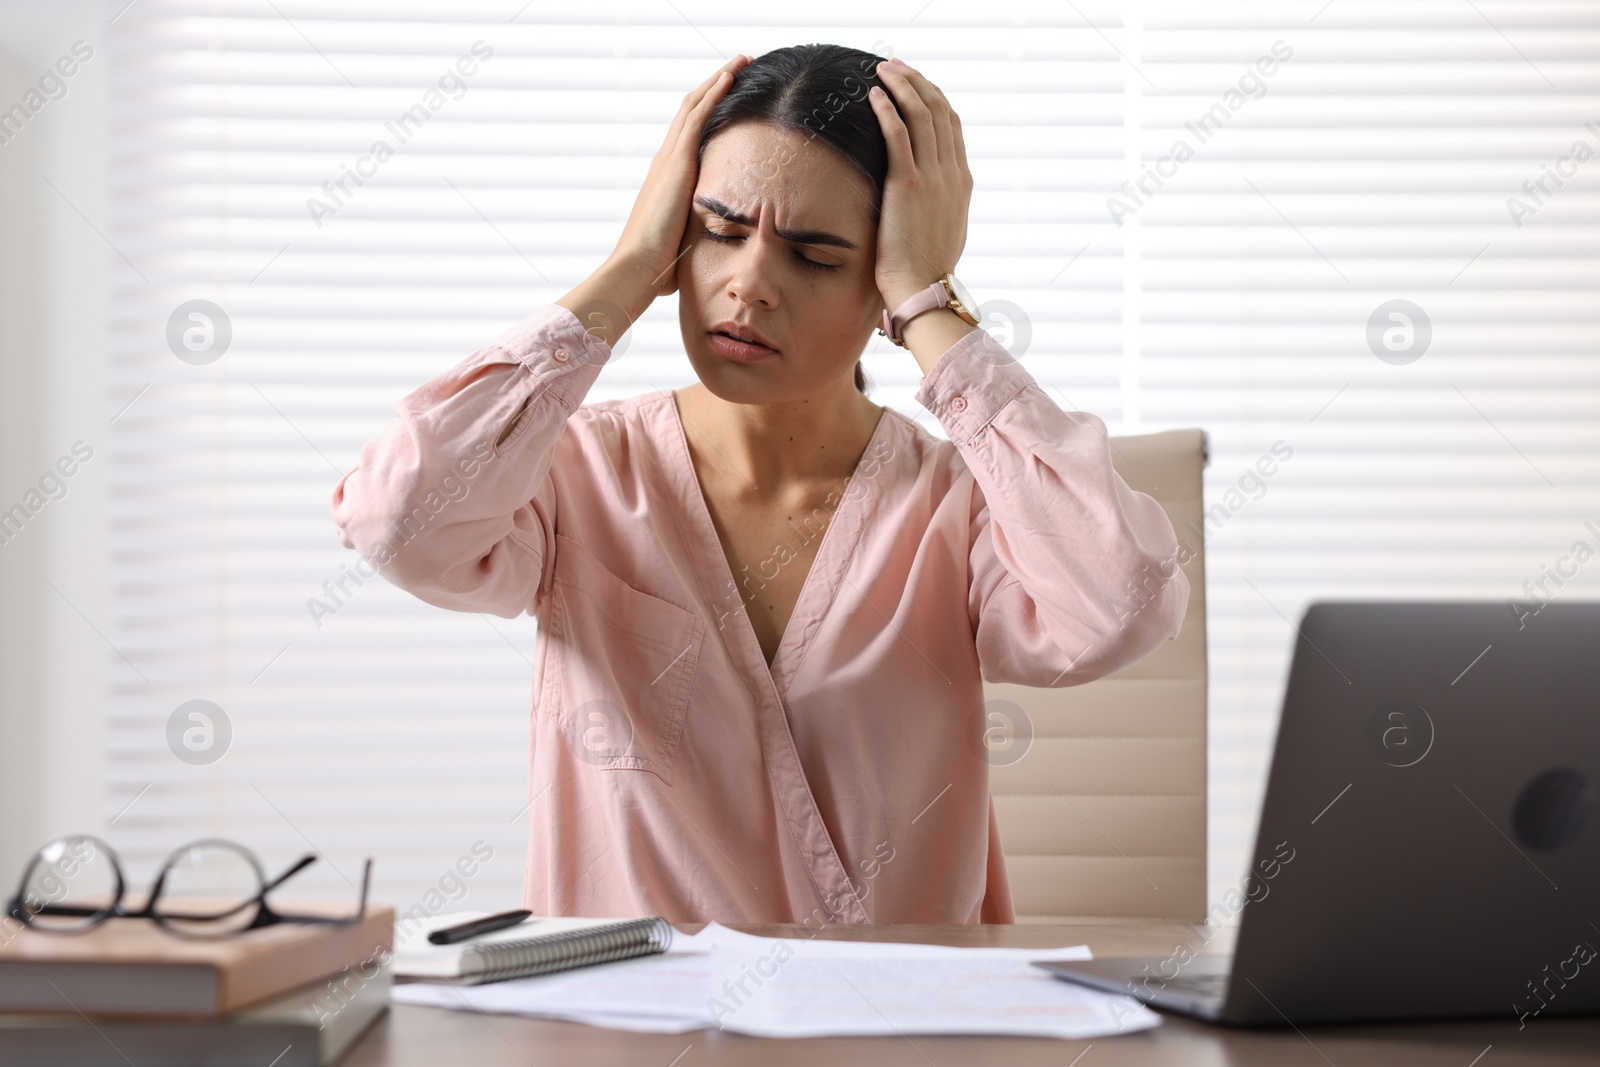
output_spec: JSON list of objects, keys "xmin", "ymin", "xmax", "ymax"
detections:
[{"xmin": 7, "ymin": 834, "xmax": 371, "ymax": 940}]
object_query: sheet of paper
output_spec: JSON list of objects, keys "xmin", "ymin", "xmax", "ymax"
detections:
[
  {"xmin": 701, "ymin": 925, "xmax": 1146, "ymax": 1038},
  {"xmin": 689, "ymin": 921, "xmax": 1094, "ymax": 961},
  {"xmin": 706, "ymin": 951, "xmax": 1156, "ymax": 1038},
  {"xmin": 391, "ymin": 951, "xmax": 716, "ymax": 1033},
  {"xmin": 391, "ymin": 923, "xmax": 1158, "ymax": 1040}
]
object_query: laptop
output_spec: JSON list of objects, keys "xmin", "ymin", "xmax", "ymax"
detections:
[{"xmin": 1033, "ymin": 601, "xmax": 1600, "ymax": 1026}]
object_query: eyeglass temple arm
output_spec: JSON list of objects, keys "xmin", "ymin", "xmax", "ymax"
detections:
[
  {"xmin": 262, "ymin": 855, "xmax": 370, "ymax": 919},
  {"xmin": 354, "ymin": 858, "xmax": 371, "ymax": 916},
  {"xmin": 262, "ymin": 854, "xmax": 318, "ymax": 895}
]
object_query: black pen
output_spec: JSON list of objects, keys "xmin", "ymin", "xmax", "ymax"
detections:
[{"xmin": 428, "ymin": 909, "xmax": 534, "ymax": 945}]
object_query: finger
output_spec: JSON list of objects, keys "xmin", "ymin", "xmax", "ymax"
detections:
[
  {"xmin": 886, "ymin": 61, "xmax": 954, "ymax": 167},
  {"xmin": 924, "ymin": 78, "xmax": 968, "ymax": 183},
  {"xmin": 949, "ymin": 107, "xmax": 970, "ymax": 186},
  {"xmin": 666, "ymin": 54, "xmax": 747, "ymax": 144},
  {"xmin": 866, "ymin": 78, "xmax": 912, "ymax": 176},
  {"xmin": 667, "ymin": 54, "xmax": 751, "ymax": 145},
  {"xmin": 676, "ymin": 67, "xmax": 742, "ymax": 156},
  {"xmin": 875, "ymin": 59, "xmax": 938, "ymax": 169},
  {"xmin": 686, "ymin": 54, "xmax": 750, "ymax": 113}
]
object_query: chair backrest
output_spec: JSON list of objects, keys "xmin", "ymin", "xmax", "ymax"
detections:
[{"xmin": 986, "ymin": 428, "xmax": 1209, "ymax": 922}]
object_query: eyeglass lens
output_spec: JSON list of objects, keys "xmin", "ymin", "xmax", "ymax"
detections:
[
  {"xmin": 152, "ymin": 839, "xmax": 266, "ymax": 937},
  {"xmin": 17, "ymin": 835, "xmax": 121, "ymax": 933}
]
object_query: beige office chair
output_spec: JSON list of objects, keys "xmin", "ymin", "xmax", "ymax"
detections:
[{"xmin": 987, "ymin": 428, "xmax": 1209, "ymax": 922}]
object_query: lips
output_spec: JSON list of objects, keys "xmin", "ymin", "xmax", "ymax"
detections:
[{"xmin": 708, "ymin": 321, "xmax": 778, "ymax": 352}]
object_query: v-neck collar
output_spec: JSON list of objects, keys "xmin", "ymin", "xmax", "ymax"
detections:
[{"xmin": 658, "ymin": 388, "xmax": 893, "ymax": 701}]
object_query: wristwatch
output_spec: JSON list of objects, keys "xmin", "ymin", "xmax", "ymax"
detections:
[{"xmin": 878, "ymin": 273, "xmax": 980, "ymax": 348}]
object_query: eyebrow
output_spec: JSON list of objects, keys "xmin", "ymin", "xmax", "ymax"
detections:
[{"xmin": 694, "ymin": 196, "xmax": 858, "ymax": 251}]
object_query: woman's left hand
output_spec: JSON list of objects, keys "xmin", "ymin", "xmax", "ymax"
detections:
[{"xmin": 865, "ymin": 57, "xmax": 972, "ymax": 314}]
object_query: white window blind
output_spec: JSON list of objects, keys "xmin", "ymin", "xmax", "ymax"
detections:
[{"xmin": 102, "ymin": 0, "xmax": 1599, "ymax": 915}]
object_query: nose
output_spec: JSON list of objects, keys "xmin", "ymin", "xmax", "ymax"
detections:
[{"xmin": 723, "ymin": 221, "xmax": 780, "ymax": 310}]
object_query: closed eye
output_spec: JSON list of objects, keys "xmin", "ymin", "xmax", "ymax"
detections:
[{"xmin": 703, "ymin": 225, "xmax": 841, "ymax": 272}]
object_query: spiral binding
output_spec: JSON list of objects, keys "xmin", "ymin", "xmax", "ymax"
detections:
[{"xmin": 457, "ymin": 916, "xmax": 674, "ymax": 985}]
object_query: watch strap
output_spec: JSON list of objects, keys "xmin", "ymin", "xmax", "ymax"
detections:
[{"xmin": 879, "ymin": 281, "xmax": 951, "ymax": 348}]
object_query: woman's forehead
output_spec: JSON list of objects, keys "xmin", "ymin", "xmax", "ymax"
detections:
[{"xmin": 701, "ymin": 126, "xmax": 875, "ymax": 231}]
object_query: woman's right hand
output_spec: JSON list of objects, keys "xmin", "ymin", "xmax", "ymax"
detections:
[
  {"xmin": 612, "ymin": 53, "xmax": 752, "ymax": 298},
  {"xmin": 559, "ymin": 54, "xmax": 751, "ymax": 350}
]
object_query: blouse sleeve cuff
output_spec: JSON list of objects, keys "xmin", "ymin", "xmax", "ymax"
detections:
[
  {"xmin": 486, "ymin": 303, "xmax": 615, "ymax": 413},
  {"xmin": 911, "ymin": 325, "xmax": 1033, "ymax": 446}
]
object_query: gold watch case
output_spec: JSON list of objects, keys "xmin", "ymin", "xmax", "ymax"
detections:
[{"xmin": 941, "ymin": 273, "xmax": 980, "ymax": 327}]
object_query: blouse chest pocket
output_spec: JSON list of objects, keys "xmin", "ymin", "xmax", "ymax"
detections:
[{"xmin": 541, "ymin": 532, "xmax": 706, "ymax": 785}]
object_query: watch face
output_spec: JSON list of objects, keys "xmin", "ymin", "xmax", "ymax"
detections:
[{"xmin": 945, "ymin": 274, "xmax": 979, "ymax": 322}]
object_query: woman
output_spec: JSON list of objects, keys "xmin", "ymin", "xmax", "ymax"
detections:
[{"xmin": 330, "ymin": 44, "xmax": 1189, "ymax": 926}]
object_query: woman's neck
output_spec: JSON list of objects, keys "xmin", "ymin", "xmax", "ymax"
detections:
[{"xmin": 673, "ymin": 381, "xmax": 883, "ymax": 501}]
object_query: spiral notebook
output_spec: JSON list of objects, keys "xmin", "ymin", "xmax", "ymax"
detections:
[{"xmin": 392, "ymin": 911, "xmax": 674, "ymax": 985}]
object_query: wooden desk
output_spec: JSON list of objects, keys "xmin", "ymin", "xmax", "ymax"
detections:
[{"xmin": 344, "ymin": 922, "xmax": 1600, "ymax": 1066}]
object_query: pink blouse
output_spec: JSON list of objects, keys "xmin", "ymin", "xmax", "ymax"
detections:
[{"xmin": 330, "ymin": 302, "xmax": 1189, "ymax": 926}]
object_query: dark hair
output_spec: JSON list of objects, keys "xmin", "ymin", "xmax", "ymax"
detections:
[{"xmin": 698, "ymin": 43, "xmax": 899, "ymax": 396}]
